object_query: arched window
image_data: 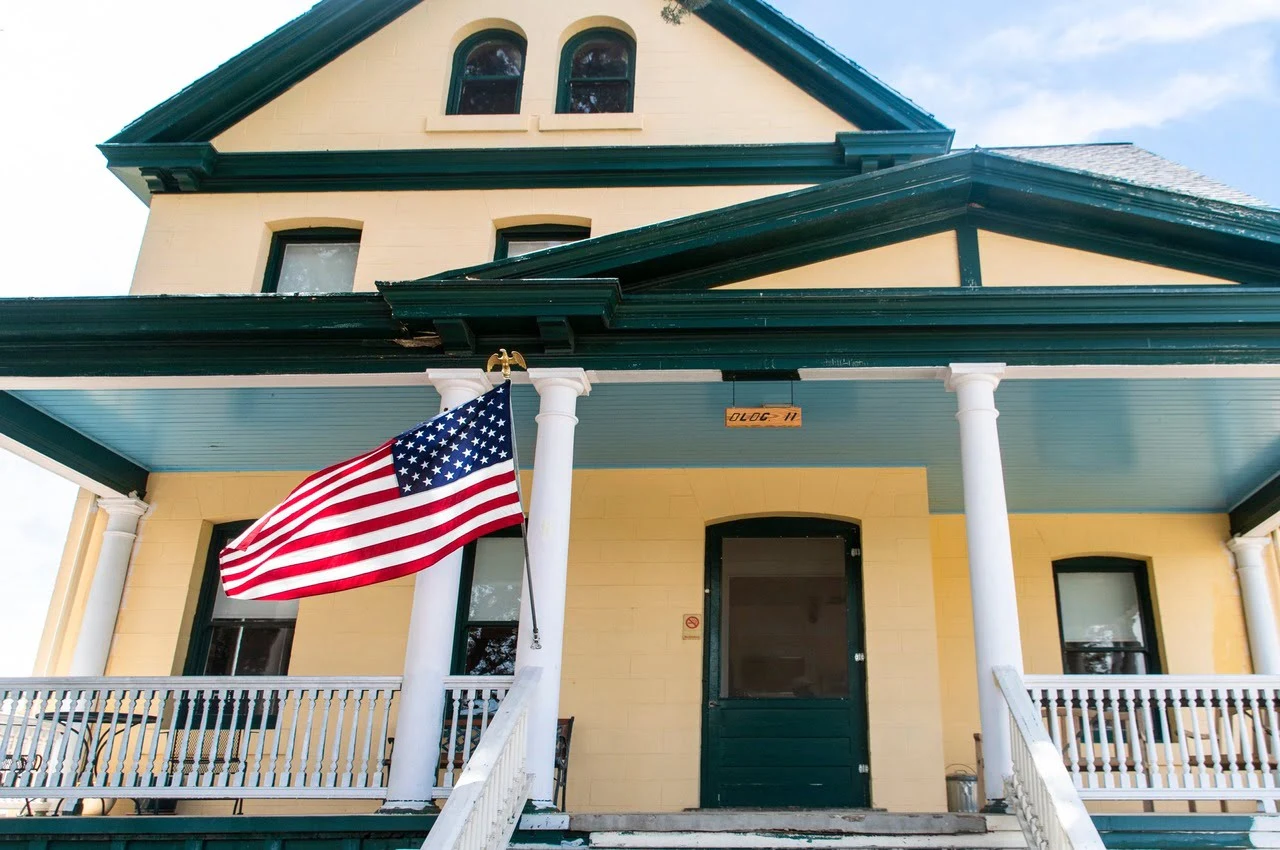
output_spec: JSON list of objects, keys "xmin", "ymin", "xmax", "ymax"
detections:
[
  {"xmin": 447, "ymin": 30, "xmax": 527, "ymax": 115},
  {"xmin": 557, "ymin": 28, "xmax": 636, "ymax": 114}
]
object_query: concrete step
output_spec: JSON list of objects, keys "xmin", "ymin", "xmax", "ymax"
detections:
[{"xmin": 512, "ymin": 813, "xmax": 1026, "ymax": 850}]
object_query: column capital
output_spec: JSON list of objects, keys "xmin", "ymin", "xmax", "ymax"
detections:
[
  {"xmin": 944, "ymin": 363, "xmax": 1007, "ymax": 393},
  {"xmin": 528, "ymin": 368, "xmax": 591, "ymax": 397},
  {"xmin": 95, "ymin": 496, "xmax": 150, "ymax": 520},
  {"xmin": 1229, "ymin": 535, "xmax": 1271, "ymax": 560},
  {"xmin": 425, "ymin": 369, "xmax": 493, "ymax": 399}
]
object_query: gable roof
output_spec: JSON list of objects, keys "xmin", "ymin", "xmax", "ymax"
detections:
[
  {"xmin": 994, "ymin": 143, "xmax": 1273, "ymax": 210},
  {"xmin": 107, "ymin": 0, "xmax": 947, "ymax": 145},
  {"xmin": 418, "ymin": 146, "xmax": 1280, "ymax": 291}
]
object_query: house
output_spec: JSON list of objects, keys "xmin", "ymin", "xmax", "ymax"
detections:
[{"xmin": 2, "ymin": 1, "xmax": 1280, "ymax": 849}]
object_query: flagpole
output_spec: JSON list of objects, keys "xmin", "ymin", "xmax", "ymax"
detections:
[{"xmin": 489, "ymin": 350, "xmax": 541, "ymax": 651}]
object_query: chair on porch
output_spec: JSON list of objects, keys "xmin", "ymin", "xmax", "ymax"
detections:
[
  {"xmin": 164, "ymin": 728, "xmax": 246, "ymax": 815},
  {"xmin": 553, "ymin": 717, "xmax": 574, "ymax": 812},
  {"xmin": 427, "ymin": 714, "xmax": 575, "ymax": 811}
]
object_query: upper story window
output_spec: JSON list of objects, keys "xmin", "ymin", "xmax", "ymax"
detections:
[
  {"xmin": 264, "ymin": 228, "xmax": 361, "ymax": 294},
  {"xmin": 557, "ymin": 29, "xmax": 636, "ymax": 114},
  {"xmin": 448, "ymin": 30, "xmax": 527, "ymax": 115},
  {"xmin": 496, "ymin": 224, "xmax": 591, "ymax": 260},
  {"xmin": 186, "ymin": 522, "xmax": 298, "ymax": 676},
  {"xmin": 1054, "ymin": 557, "xmax": 1161, "ymax": 675},
  {"xmin": 452, "ymin": 530, "xmax": 524, "ymax": 676}
]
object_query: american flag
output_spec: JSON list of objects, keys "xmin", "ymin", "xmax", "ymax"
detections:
[{"xmin": 219, "ymin": 382, "xmax": 524, "ymax": 601}]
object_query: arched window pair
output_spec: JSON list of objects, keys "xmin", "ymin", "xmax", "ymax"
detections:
[{"xmin": 447, "ymin": 28, "xmax": 635, "ymax": 116}]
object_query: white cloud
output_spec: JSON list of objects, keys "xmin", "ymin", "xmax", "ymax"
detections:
[
  {"xmin": 975, "ymin": 50, "xmax": 1275, "ymax": 145},
  {"xmin": 979, "ymin": 0, "xmax": 1280, "ymax": 63}
]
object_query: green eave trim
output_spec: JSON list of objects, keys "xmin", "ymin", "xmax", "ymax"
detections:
[
  {"xmin": 434, "ymin": 150, "xmax": 1280, "ymax": 290},
  {"xmin": 0, "ymin": 813, "xmax": 439, "ymax": 838},
  {"xmin": 108, "ymin": 0, "xmax": 423, "ymax": 144},
  {"xmin": 99, "ymin": 133, "xmax": 954, "ymax": 199},
  {"xmin": 1231, "ymin": 473, "xmax": 1280, "ymax": 536},
  {"xmin": 0, "ymin": 391, "xmax": 149, "ymax": 497},
  {"xmin": 105, "ymin": 0, "xmax": 949, "ymax": 146},
  {"xmin": 695, "ymin": 0, "xmax": 947, "ymax": 131},
  {"xmin": 6, "ymin": 287, "xmax": 1280, "ymax": 376}
]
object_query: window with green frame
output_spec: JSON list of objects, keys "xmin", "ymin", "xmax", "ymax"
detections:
[
  {"xmin": 184, "ymin": 521, "xmax": 298, "ymax": 677},
  {"xmin": 1053, "ymin": 557, "xmax": 1161, "ymax": 675},
  {"xmin": 452, "ymin": 528, "xmax": 525, "ymax": 676},
  {"xmin": 447, "ymin": 30, "xmax": 527, "ymax": 115},
  {"xmin": 556, "ymin": 28, "xmax": 636, "ymax": 114},
  {"xmin": 495, "ymin": 224, "xmax": 591, "ymax": 260},
  {"xmin": 262, "ymin": 227, "xmax": 361, "ymax": 294}
]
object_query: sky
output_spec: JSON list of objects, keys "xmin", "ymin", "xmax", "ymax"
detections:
[{"xmin": 0, "ymin": 0, "xmax": 1277, "ymax": 675}]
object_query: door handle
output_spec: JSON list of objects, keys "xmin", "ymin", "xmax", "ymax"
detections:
[{"xmin": 708, "ymin": 700, "xmax": 720, "ymax": 708}]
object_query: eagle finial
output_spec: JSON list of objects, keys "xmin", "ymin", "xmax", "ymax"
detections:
[{"xmin": 485, "ymin": 349, "xmax": 527, "ymax": 379}]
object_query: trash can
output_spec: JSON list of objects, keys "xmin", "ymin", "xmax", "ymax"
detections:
[{"xmin": 945, "ymin": 770, "xmax": 979, "ymax": 813}]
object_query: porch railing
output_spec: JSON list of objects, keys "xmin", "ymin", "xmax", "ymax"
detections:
[
  {"xmin": 424, "ymin": 667, "xmax": 539, "ymax": 850},
  {"xmin": 996, "ymin": 667, "xmax": 1106, "ymax": 850},
  {"xmin": 1022, "ymin": 673, "xmax": 1280, "ymax": 812},
  {"xmin": 435, "ymin": 676, "xmax": 516, "ymax": 798}
]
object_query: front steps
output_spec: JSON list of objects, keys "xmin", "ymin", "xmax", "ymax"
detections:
[{"xmin": 512, "ymin": 812, "xmax": 1026, "ymax": 850}]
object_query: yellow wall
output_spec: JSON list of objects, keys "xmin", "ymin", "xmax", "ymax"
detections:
[
  {"xmin": 212, "ymin": 0, "xmax": 856, "ymax": 153},
  {"xmin": 130, "ymin": 186, "xmax": 804, "ymax": 295},
  {"xmin": 97, "ymin": 467, "xmax": 946, "ymax": 814},
  {"xmin": 978, "ymin": 231, "xmax": 1237, "ymax": 287},
  {"xmin": 715, "ymin": 233, "xmax": 961, "ymax": 290},
  {"xmin": 931, "ymin": 513, "xmax": 1249, "ymax": 772}
]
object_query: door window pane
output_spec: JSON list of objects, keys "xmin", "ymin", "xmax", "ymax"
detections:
[
  {"xmin": 721, "ymin": 538, "xmax": 849, "ymax": 699},
  {"xmin": 276, "ymin": 242, "xmax": 360, "ymax": 294}
]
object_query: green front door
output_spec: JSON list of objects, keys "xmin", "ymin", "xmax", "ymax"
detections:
[{"xmin": 701, "ymin": 518, "xmax": 869, "ymax": 808}]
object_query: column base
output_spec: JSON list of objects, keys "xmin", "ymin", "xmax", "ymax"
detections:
[
  {"xmin": 378, "ymin": 801, "xmax": 436, "ymax": 814},
  {"xmin": 980, "ymin": 798, "xmax": 1010, "ymax": 815}
]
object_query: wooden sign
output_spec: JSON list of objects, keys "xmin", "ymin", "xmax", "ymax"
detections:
[{"xmin": 725, "ymin": 406, "xmax": 803, "ymax": 429}]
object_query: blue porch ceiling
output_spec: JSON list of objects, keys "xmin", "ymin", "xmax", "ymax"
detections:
[{"xmin": 11, "ymin": 379, "xmax": 1280, "ymax": 514}]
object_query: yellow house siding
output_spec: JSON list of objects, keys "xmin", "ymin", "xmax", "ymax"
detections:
[
  {"xmin": 931, "ymin": 513, "xmax": 1249, "ymax": 772},
  {"xmin": 98, "ymin": 467, "xmax": 945, "ymax": 813},
  {"xmin": 211, "ymin": 0, "xmax": 856, "ymax": 153},
  {"xmin": 978, "ymin": 231, "xmax": 1238, "ymax": 287},
  {"xmin": 715, "ymin": 232, "xmax": 961, "ymax": 290},
  {"xmin": 130, "ymin": 186, "xmax": 805, "ymax": 295}
]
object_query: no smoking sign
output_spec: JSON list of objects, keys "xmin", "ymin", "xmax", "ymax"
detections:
[{"xmin": 683, "ymin": 614, "xmax": 703, "ymax": 640}]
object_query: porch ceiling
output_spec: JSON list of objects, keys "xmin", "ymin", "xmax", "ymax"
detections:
[{"xmin": 11, "ymin": 378, "xmax": 1280, "ymax": 515}]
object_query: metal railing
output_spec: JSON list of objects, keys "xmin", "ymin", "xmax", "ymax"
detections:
[
  {"xmin": 0, "ymin": 677, "xmax": 401, "ymax": 799},
  {"xmin": 1022, "ymin": 674, "xmax": 1280, "ymax": 811},
  {"xmin": 996, "ymin": 667, "xmax": 1107, "ymax": 850},
  {"xmin": 424, "ymin": 667, "xmax": 540, "ymax": 850}
]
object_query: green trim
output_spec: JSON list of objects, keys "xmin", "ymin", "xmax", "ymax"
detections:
[
  {"xmin": 262, "ymin": 227, "xmax": 362, "ymax": 293},
  {"xmin": 956, "ymin": 225, "xmax": 982, "ymax": 288},
  {"xmin": 693, "ymin": 0, "xmax": 946, "ymax": 131},
  {"xmin": 1052, "ymin": 557, "xmax": 1162, "ymax": 675},
  {"xmin": 0, "ymin": 813, "xmax": 439, "ymax": 839},
  {"xmin": 434, "ymin": 150, "xmax": 1280, "ymax": 290},
  {"xmin": 447, "ymin": 30, "xmax": 527, "ymax": 116},
  {"xmin": 1231, "ymin": 473, "xmax": 1280, "ymax": 536},
  {"xmin": 109, "ymin": 0, "xmax": 424, "ymax": 144},
  {"xmin": 99, "ymin": 135, "xmax": 956, "ymax": 201},
  {"xmin": 107, "ymin": 0, "xmax": 946, "ymax": 146},
  {"xmin": 556, "ymin": 28, "xmax": 636, "ymax": 115},
  {"xmin": 8, "ymin": 287, "xmax": 1280, "ymax": 375},
  {"xmin": 0, "ymin": 391, "xmax": 149, "ymax": 496},
  {"xmin": 1092, "ymin": 814, "xmax": 1259, "ymax": 850},
  {"xmin": 495, "ymin": 225, "xmax": 592, "ymax": 260}
]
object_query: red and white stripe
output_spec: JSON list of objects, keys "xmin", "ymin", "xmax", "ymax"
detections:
[{"xmin": 219, "ymin": 441, "xmax": 523, "ymax": 601}]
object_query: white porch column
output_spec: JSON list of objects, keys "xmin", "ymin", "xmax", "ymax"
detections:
[
  {"xmin": 68, "ymin": 496, "xmax": 149, "ymax": 676},
  {"xmin": 1229, "ymin": 536, "xmax": 1280, "ymax": 675},
  {"xmin": 383, "ymin": 369, "xmax": 493, "ymax": 812},
  {"xmin": 944, "ymin": 363, "xmax": 1023, "ymax": 809},
  {"xmin": 515, "ymin": 368, "xmax": 590, "ymax": 808}
]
